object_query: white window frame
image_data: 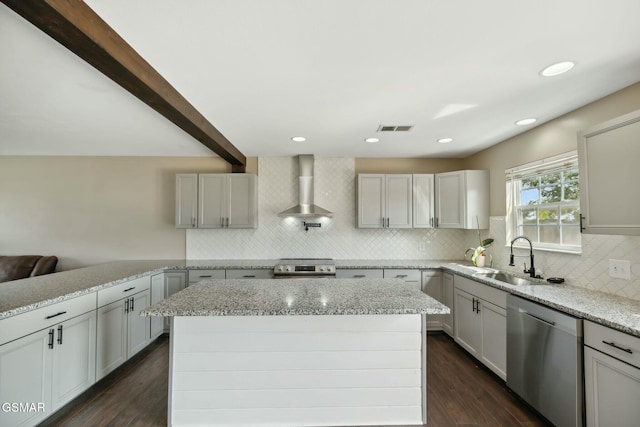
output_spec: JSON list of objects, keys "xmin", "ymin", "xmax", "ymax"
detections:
[{"xmin": 506, "ymin": 151, "xmax": 581, "ymax": 254}]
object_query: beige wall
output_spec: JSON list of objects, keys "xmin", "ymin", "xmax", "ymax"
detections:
[
  {"xmin": 0, "ymin": 156, "xmax": 257, "ymax": 270},
  {"xmin": 355, "ymin": 157, "xmax": 464, "ymax": 174},
  {"xmin": 464, "ymin": 82, "xmax": 640, "ymax": 215}
]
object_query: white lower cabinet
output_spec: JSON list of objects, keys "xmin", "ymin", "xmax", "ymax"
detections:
[
  {"xmin": 96, "ymin": 277, "xmax": 151, "ymax": 380},
  {"xmin": 150, "ymin": 273, "xmax": 165, "ymax": 339},
  {"xmin": 441, "ymin": 272, "xmax": 454, "ymax": 336},
  {"xmin": 335, "ymin": 269, "xmax": 384, "ymax": 279},
  {"xmin": 420, "ymin": 270, "xmax": 443, "ymax": 331},
  {"xmin": 188, "ymin": 269, "xmax": 225, "ymax": 285},
  {"xmin": 584, "ymin": 320, "xmax": 640, "ymax": 426},
  {"xmin": 0, "ymin": 310, "xmax": 96, "ymax": 427},
  {"xmin": 384, "ymin": 269, "xmax": 421, "ymax": 290},
  {"xmin": 453, "ymin": 275, "xmax": 507, "ymax": 380},
  {"xmin": 225, "ymin": 269, "xmax": 274, "ymax": 279},
  {"xmin": 164, "ymin": 271, "xmax": 187, "ymax": 330}
]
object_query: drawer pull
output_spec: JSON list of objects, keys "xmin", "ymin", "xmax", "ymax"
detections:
[
  {"xmin": 354, "ymin": 275, "xmax": 366, "ymax": 278},
  {"xmin": 199, "ymin": 275, "xmax": 212, "ymax": 278},
  {"xmin": 396, "ymin": 274, "xmax": 408, "ymax": 278},
  {"xmin": 243, "ymin": 275, "xmax": 256, "ymax": 278},
  {"xmin": 123, "ymin": 287, "xmax": 136, "ymax": 293},
  {"xmin": 45, "ymin": 311, "xmax": 67, "ymax": 319},
  {"xmin": 602, "ymin": 340, "xmax": 633, "ymax": 354}
]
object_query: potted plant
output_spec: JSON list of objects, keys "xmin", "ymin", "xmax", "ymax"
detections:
[{"xmin": 465, "ymin": 219, "xmax": 493, "ymax": 267}]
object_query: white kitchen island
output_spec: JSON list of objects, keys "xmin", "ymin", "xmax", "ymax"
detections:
[{"xmin": 141, "ymin": 278, "xmax": 449, "ymax": 427}]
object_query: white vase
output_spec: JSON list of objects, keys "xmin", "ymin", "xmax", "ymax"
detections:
[{"xmin": 475, "ymin": 254, "xmax": 486, "ymax": 268}]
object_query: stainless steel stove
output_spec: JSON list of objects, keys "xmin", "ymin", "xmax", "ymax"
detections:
[{"xmin": 273, "ymin": 258, "xmax": 336, "ymax": 277}]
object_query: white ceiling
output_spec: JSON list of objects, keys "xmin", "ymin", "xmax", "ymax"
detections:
[{"xmin": 1, "ymin": 0, "xmax": 640, "ymax": 159}]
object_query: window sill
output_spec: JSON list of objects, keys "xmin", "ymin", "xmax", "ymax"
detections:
[{"xmin": 506, "ymin": 243, "xmax": 582, "ymax": 255}]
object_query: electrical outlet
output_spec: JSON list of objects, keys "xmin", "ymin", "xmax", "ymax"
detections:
[{"xmin": 609, "ymin": 259, "xmax": 631, "ymax": 280}]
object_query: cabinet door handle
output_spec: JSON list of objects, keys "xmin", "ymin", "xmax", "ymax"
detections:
[
  {"xmin": 57, "ymin": 325, "xmax": 63, "ymax": 345},
  {"xmin": 580, "ymin": 214, "xmax": 586, "ymax": 232},
  {"xmin": 226, "ymin": 217, "xmax": 230, "ymax": 228},
  {"xmin": 192, "ymin": 217, "xmax": 196, "ymax": 228},
  {"xmin": 45, "ymin": 311, "xmax": 67, "ymax": 320},
  {"xmin": 48, "ymin": 329, "xmax": 55, "ymax": 349},
  {"xmin": 386, "ymin": 217, "xmax": 390, "ymax": 227},
  {"xmin": 125, "ymin": 298, "xmax": 130, "ymax": 313},
  {"xmin": 130, "ymin": 297, "xmax": 135, "ymax": 312},
  {"xmin": 430, "ymin": 217, "xmax": 433, "ymax": 227},
  {"xmin": 602, "ymin": 340, "xmax": 633, "ymax": 354},
  {"xmin": 123, "ymin": 287, "xmax": 136, "ymax": 293},
  {"xmin": 475, "ymin": 300, "xmax": 481, "ymax": 313}
]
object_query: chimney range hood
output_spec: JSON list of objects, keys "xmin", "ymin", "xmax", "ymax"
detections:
[{"xmin": 278, "ymin": 155, "xmax": 333, "ymax": 218}]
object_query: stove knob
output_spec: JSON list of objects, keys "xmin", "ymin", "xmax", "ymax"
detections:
[
  {"xmin": 285, "ymin": 266, "xmax": 292, "ymax": 272},
  {"xmin": 319, "ymin": 267, "xmax": 325, "ymax": 272},
  {"xmin": 277, "ymin": 266, "xmax": 284, "ymax": 272}
]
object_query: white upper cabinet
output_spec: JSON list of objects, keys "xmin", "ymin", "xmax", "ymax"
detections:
[
  {"xmin": 199, "ymin": 174, "xmax": 226, "ymax": 228},
  {"xmin": 175, "ymin": 174, "xmax": 198, "ymax": 228},
  {"xmin": 357, "ymin": 174, "xmax": 385, "ymax": 228},
  {"xmin": 358, "ymin": 171, "xmax": 488, "ymax": 229},
  {"xmin": 413, "ymin": 174, "xmax": 435, "ymax": 228},
  {"xmin": 176, "ymin": 173, "xmax": 257, "ymax": 229},
  {"xmin": 578, "ymin": 109, "xmax": 640, "ymax": 235},
  {"xmin": 435, "ymin": 170, "xmax": 489, "ymax": 229},
  {"xmin": 357, "ymin": 174, "xmax": 412, "ymax": 228}
]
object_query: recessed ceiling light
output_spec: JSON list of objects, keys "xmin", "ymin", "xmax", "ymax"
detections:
[
  {"xmin": 515, "ymin": 118, "xmax": 537, "ymax": 126},
  {"xmin": 540, "ymin": 61, "xmax": 575, "ymax": 77},
  {"xmin": 364, "ymin": 137, "xmax": 379, "ymax": 143},
  {"xmin": 437, "ymin": 137, "xmax": 453, "ymax": 144},
  {"xmin": 291, "ymin": 136, "xmax": 306, "ymax": 142}
]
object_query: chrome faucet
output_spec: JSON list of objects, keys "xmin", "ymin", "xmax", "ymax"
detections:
[{"xmin": 509, "ymin": 236, "xmax": 542, "ymax": 279}]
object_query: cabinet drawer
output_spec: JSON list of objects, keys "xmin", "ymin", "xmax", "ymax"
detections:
[
  {"xmin": 0, "ymin": 292, "xmax": 97, "ymax": 346},
  {"xmin": 225, "ymin": 269, "xmax": 273, "ymax": 279},
  {"xmin": 454, "ymin": 274, "xmax": 507, "ymax": 309},
  {"xmin": 585, "ymin": 320, "xmax": 640, "ymax": 369},
  {"xmin": 97, "ymin": 276, "xmax": 150, "ymax": 308},
  {"xmin": 188, "ymin": 269, "xmax": 225, "ymax": 283},
  {"xmin": 335, "ymin": 269, "xmax": 384, "ymax": 279},
  {"xmin": 384, "ymin": 269, "xmax": 421, "ymax": 282}
]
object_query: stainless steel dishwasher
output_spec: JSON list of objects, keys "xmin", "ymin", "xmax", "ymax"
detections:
[{"xmin": 507, "ymin": 294, "xmax": 583, "ymax": 427}]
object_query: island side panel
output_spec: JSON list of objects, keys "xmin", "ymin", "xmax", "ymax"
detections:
[{"xmin": 170, "ymin": 314, "xmax": 425, "ymax": 426}]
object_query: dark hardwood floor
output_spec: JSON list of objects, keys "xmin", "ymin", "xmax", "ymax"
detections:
[{"xmin": 41, "ymin": 333, "xmax": 549, "ymax": 427}]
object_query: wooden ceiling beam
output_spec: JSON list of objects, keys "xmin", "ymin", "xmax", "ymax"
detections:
[{"xmin": 2, "ymin": 0, "xmax": 246, "ymax": 171}]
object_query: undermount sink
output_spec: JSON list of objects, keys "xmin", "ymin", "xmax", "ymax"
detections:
[{"xmin": 474, "ymin": 271, "xmax": 541, "ymax": 287}]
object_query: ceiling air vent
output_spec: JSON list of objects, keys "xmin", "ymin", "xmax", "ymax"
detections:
[{"xmin": 377, "ymin": 125, "xmax": 414, "ymax": 132}]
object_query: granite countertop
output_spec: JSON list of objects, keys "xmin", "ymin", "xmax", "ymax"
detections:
[
  {"xmin": 141, "ymin": 278, "xmax": 450, "ymax": 316},
  {"xmin": 444, "ymin": 263, "xmax": 640, "ymax": 338},
  {"xmin": 1, "ymin": 259, "xmax": 639, "ymax": 338}
]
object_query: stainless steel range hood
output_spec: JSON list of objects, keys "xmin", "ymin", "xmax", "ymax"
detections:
[{"xmin": 278, "ymin": 155, "xmax": 333, "ymax": 218}]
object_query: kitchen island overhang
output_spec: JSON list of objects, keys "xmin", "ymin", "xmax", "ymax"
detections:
[{"xmin": 142, "ymin": 278, "xmax": 449, "ymax": 427}]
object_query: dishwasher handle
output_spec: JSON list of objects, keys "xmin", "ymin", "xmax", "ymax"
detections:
[{"xmin": 520, "ymin": 308, "xmax": 556, "ymax": 327}]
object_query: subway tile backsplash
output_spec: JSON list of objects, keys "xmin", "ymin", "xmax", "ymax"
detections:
[{"xmin": 187, "ymin": 157, "xmax": 640, "ymax": 301}]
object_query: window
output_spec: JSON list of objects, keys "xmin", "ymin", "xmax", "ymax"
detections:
[{"xmin": 506, "ymin": 151, "xmax": 581, "ymax": 253}]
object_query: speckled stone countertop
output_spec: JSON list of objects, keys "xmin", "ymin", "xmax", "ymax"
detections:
[
  {"xmin": 141, "ymin": 278, "xmax": 450, "ymax": 316},
  {"xmin": 444, "ymin": 263, "xmax": 640, "ymax": 338},
  {"xmin": 1, "ymin": 259, "xmax": 639, "ymax": 338}
]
